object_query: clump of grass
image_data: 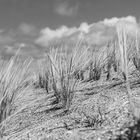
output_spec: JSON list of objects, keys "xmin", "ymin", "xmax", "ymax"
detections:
[
  {"xmin": 47, "ymin": 48, "xmax": 76, "ymax": 111},
  {"xmin": 89, "ymin": 47, "xmax": 108, "ymax": 81},
  {"xmin": 71, "ymin": 41, "xmax": 91, "ymax": 81},
  {"xmin": 132, "ymin": 31, "xmax": 140, "ymax": 70},
  {"xmin": 117, "ymin": 24, "xmax": 130, "ymax": 80},
  {"xmin": 117, "ymin": 23, "xmax": 135, "ymax": 117},
  {"xmin": 105, "ymin": 40, "xmax": 119, "ymax": 80},
  {"xmin": 38, "ymin": 72, "xmax": 49, "ymax": 92},
  {"xmin": 34, "ymin": 60, "xmax": 50, "ymax": 93},
  {"xmin": 46, "ymin": 42, "xmax": 91, "ymax": 112},
  {"xmin": 0, "ymin": 55, "xmax": 34, "ymax": 138},
  {"xmin": 73, "ymin": 69, "xmax": 84, "ymax": 81}
]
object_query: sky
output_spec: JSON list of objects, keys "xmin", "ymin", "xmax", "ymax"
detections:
[
  {"xmin": 0, "ymin": 0, "xmax": 140, "ymax": 29},
  {"xmin": 0, "ymin": 0, "xmax": 140, "ymax": 59}
]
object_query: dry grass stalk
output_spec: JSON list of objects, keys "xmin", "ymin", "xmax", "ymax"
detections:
[
  {"xmin": 0, "ymin": 58, "xmax": 32, "ymax": 120},
  {"xmin": 117, "ymin": 23, "xmax": 135, "ymax": 117},
  {"xmin": 133, "ymin": 31, "xmax": 140, "ymax": 70},
  {"xmin": 0, "ymin": 55, "xmax": 35, "ymax": 138},
  {"xmin": 89, "ymin": 46, "xmax": 108, "ymax": 81},
  {"xmin": 34, "ymin": 60, "xmax": 50, "ymax": 93}
]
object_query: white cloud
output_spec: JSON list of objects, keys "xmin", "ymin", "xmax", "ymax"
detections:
[
  {"xmin": 103, "ymin": 16, "xmax": 139, "ymax": 34},
  {"xmin": 36, "ymin": 22, "xmax": 92, "ymax": 46},
  {"xmin": 103, "ymin": 16, "xmax": 136, "ymax": 26},
  {"xmin": 79, "ymin": 22, "xmax": 90, "ymax": 34},
  {"xmin": 36, "ymin": 16, "xmax": 140, "ymax": 47},
  {"xmin": 35, "ymin": 21, "xmax": 111, "ymax": 46},
  {"xmin": 36, "ymin": 25, "xmax": 77, "ymax": 46},
  {"xmin": 54, "ymin": 1, "xmax": 79, "ymax": 16}
]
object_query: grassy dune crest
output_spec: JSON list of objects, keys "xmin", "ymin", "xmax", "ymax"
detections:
[{"xmin": 1, "ymin": 27, "xmax": 140, "ymax": 139}]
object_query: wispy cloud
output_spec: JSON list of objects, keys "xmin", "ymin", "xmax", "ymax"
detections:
[
  {"xmin": 18, "ymin": 23, "xmax": 38, "ymax": 36},
  {"xmin": 0, "ymin": 24, "xmax": 40, "ymax": 59},
  {"xmin": 0, "ymin": 31, "xmax": 15, "ymax": 45},
  {"xmin": 54, "ymin": 0, "xmax": 79, "ymax": 16}
]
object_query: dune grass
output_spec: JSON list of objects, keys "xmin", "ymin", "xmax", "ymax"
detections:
[
  {"xmin": 116, "ymin": 23, "xmax": 140, "ymax": 120},
  {"xmin": 0, "ymin": 55, "xmax": 35, "ymax": 138},
  {"xmin": 1, "ymin": 26, "xmax": 140, "ymax": 139},
  {"xmin": 47, "ymin": 46, "xmax": 86, "ymax": 111}
]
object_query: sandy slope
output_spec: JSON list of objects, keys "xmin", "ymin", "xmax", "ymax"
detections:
[{"xmin": 2, "ymin": 77, "xmax": 140, "ymax": 140}]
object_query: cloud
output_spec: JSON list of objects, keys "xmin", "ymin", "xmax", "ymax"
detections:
[
  {"xmin": 0, "ymin": 16, "xmax": 139, "ymax": 59},
  {"xmin": 103, "ymin": 16, "xmax": 139, "ymax": 34},
  {"xmin": 54, "ymin": 1, "xmax": 79, "ymax": 16},
  {"xmin": 18, "ymin": 23, "xmax": 38, "ymax": 37},
  {"xmin": 79, "ymin": 22, "xmax": 90, "ymax": 34},
  {"xmin": 36, "ymin": 16, "xmax": 140, "ymax": 47},
  {"xmin": 0, "ymin": 23, "xmax": 38, "ymax": 46},
  {"xmin": 36, "ymin": 25, "xmax": 77, "ymax": 46},
  {"xmin": 0, "ymin": 24, "xmax": 40, "ymax": 59},
  {"xmin": 0, "ymin": 33, "xmax": 15, "ymax": 45},
  {"xmin": 103, "ymin": 16, "xmax": 136, "ymax": 26},
  {"xmin": 36, "ymin": 22, "xmax": 93, "ymax": 46},
  {"xmin": 35, "ymin": 21, "xmax": 114, "ymax": 46}
]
